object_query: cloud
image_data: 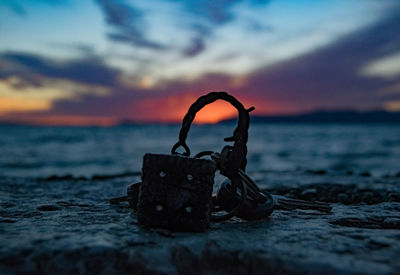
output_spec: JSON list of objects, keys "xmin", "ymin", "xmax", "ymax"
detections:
[
  {"xmin": 384, "ymin": 100, "xmax": 400, "ymax": 111},
  {"xmin": 178, "ymin": 0, "xmax": 270, "ymax": 57},
  {"xmin": 179, "ymin": 0, "xmax": 237, "ymax": 25},
  {"xmin": 47, "ymin": 43, "xmax": 96, "ymax": 57},
  {"xmin": 0, "ymin": 0, "xmax": 68, "ymax": 16},
  {"xmin": 360, "ymin": 52, "xmax": 400, "ymax": 80},
  {"xmin": 182, "ymin": 37, "xmax": 205, "ymax": 57},
  {"xmin": 95, "ymin": 0, "xmax": 166, "ymax": 50},
  {"xmin": 178, "ymin": 0, "xmax": 269, "ymax": 24},
  {"xmin": 0, "ymin": 50, "xmax": 150, "ymax": 121},
  {"xmin": 0, "ymin": 51, "xmax": 126, "ymax": 121},
  {"xmin": 94, "ymin": 0, "xmax": 270, "ymax": 57},
  {"xmin": 94, "ymin": 0, "xmax": 241, "ymax": 54},
  {"xmin": 0, "ymin": 52, "xmax": 121, "ymax": 88},
  {"xmin": 236, "ymin": 7, "xmax": 400, "ymax": 112},
  {"xmin": 1, "ymin": 3, "xmax": 400, "ymax": 124},
  {"xmin": 0, "ymin": 1, "xmax": 26, "ymax": 15}
]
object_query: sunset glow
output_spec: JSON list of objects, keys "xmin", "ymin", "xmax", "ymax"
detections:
[
  {"xmin": 193, "ymin": 101, "xmax": 238, "ymax": 124},
  {"xmin": 0, "ymin": 0, "xmax": 399, "ymax": 125},
  {"xmin": 131, "ymin": 93, "xmax": 243, "ymax": 124}
]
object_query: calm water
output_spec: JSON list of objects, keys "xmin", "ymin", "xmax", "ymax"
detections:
[{"xmin": 0, "ymin": 124, "xmax": 399, "ymax": 178}]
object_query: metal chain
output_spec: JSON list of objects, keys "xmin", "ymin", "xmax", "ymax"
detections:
[{"xmin": 195, "ymin": 150, "xmax": 266, "ymax": 221}]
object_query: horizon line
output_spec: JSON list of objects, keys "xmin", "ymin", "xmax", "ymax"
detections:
[{"xmin": 1, "ymin": 109, "xmax": 399, "ymax": 127}]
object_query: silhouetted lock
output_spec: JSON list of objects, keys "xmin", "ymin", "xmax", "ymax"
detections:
[
  {"xmin": 114, "ymin": 91, "xmax": 331, "ymax": 231},
  {"xmin": 137, "ymin": 154, "xmax": 216, "ymax": 232},
  {"xmin": 136, "ymin": 92, "xmax": 253, "ymax": 231}
]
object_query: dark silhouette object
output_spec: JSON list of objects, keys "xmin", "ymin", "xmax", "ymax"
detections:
[
  {"xmin": 137, "ymin": 91, "xmax": 253, "ymax": 231},
  {"xmin": 138, "ymin": 154, "xmax": 216, "ymax": 232},
  {"xmin": 111, "ymin": 91, "xmax": 331, "ymax": 232}
]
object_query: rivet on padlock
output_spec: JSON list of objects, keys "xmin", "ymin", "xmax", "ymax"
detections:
[
  {"xmin": 155, "ymin": 204, "xmax": 164, "ymax": 211},
  {"xmin": 185, "ymin": 206, "xmax": 193, "ymax": 213}
]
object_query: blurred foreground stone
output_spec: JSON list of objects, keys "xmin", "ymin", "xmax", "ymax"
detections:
[{"xmin": 1, "ymin": 171, "xmax": 400, "ymax": 274}]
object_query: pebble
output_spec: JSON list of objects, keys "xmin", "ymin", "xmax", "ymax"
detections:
[{"xmin": 37, "ymin": 205, "xmax": 61, "ymax": 211}]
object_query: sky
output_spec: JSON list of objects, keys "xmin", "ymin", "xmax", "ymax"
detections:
[{"xmin": 1, "ymin": 0, "xmax": 400, "ymax": 125}]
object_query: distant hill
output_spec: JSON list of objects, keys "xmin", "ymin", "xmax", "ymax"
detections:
[{"xmin": 219, "ymin": 110, "xmax": 400, "ymax": 124}]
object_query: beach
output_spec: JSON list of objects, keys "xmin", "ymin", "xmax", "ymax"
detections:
[{"xmin": 1, "ymin": 124, "xmax": 400, "ymax": 274}]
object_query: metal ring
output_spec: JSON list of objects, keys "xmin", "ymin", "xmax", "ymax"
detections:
[
  {"xmin": 194, "ymin": 151, "xmax": 214, "ymax": 158},
  {"xmin": 211, "ymin": 176, "xmax": 247, "ymax": 221},
  {"xmin": 195, "ymin": 150, "xmax": 248, "ymax": 221}
]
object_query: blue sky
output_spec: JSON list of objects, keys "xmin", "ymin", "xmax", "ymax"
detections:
[{"xmin": 1, "ymin": 0, "xmax": 400, "ymax": 124}]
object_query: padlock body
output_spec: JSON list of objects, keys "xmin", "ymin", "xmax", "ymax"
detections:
[{"xmin": 137, "ymin": 153, "xmax": 216, "ymax": 231}]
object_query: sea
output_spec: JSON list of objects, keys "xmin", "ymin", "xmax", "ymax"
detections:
[{"xmin": 0, "ymin": 123, "xmax": 399, "ymax": 178}]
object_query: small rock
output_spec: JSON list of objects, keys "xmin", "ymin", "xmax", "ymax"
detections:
[
  {"xmin": 37, "ymin": 205, "xmax": 61, "ymax": 211},
  {"xmin": 337, "ymin": 193, "xmax": 350, "ymax": 204},
  {"xmin": 171, "ymin": 245, "xmax": 200, "ymax": 275},
  {"xmin": 301, "ymin": 188, "xmax": 317, "ymax": 196},
  {"xmin": 306, "ymin": 169, "xmax": 327, "ymax": 175},
  {"xmin": 359, "ymin": 171, "xmax": 371, "ymax": 177},
  {"xmin": 388, "ymin": 193, "xmax": 400, "ymax": 202},
  {"xmin": 367, "ymin": 240, "xmax": 391, "ymax": 250},
  {"xmin": 1, "ymin": 202, "xmax": 16, "ymax": 208},
  {"xmin": 42, "ymin": 174, "xmax": 75, "ymax": 181},
  {"xmin": 330, "ymin": 216, "xmax": 400, "ymax": 230},
  {"xmin": 1, "ymin": 219, "xmax": 16, "ymax": 223},
  {"xmin": 383, "ymin": 217, "xmax": 400, "ymax": 229},
  {"xmin": 361, "ymin": 191, "xmax": 378, "ymax": 204}
]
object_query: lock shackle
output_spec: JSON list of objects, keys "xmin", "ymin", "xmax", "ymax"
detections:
[{"xmin": 171, "ymin": 91, "xmax": 254, "ymax": 173}]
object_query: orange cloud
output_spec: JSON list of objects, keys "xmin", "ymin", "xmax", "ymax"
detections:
[
  {"xmin": 384, "ymin": 100, "xmax": 400, "ymax": 112},
  {"xmin": 0, "ymin": 97, "xmax": 51, "ymax": 114}
]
